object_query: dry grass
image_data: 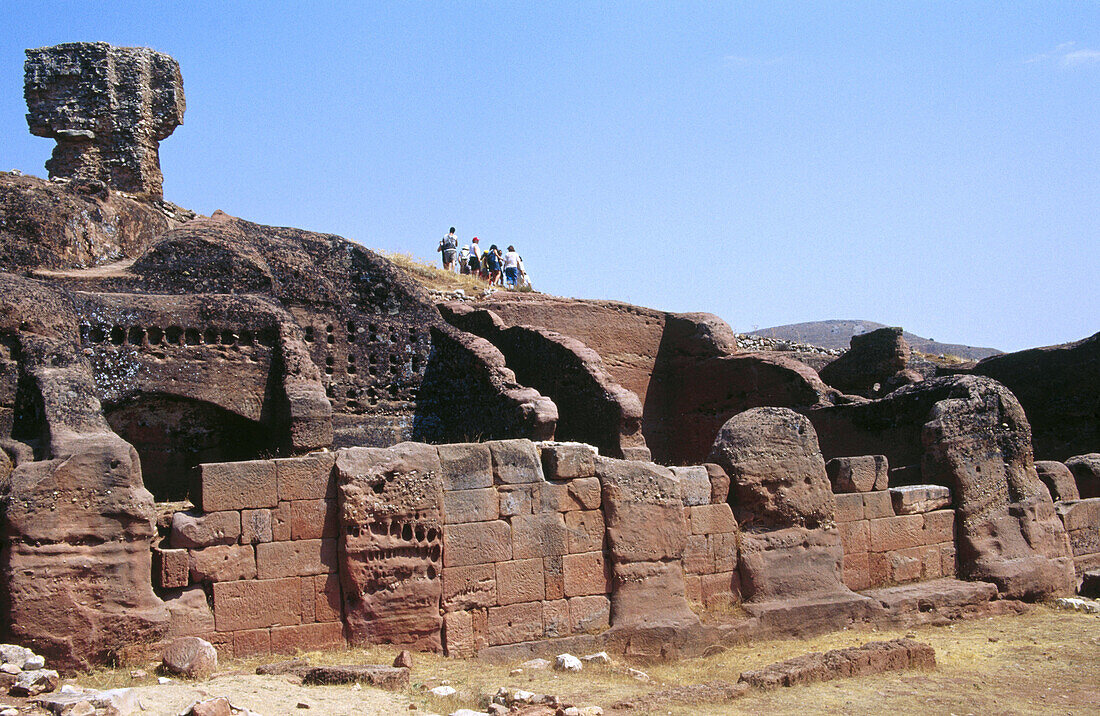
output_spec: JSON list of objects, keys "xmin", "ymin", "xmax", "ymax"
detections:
[
  {"xmin": 75, "ymin": 606, "xmax": 1100, "ymax": 715},
  {"xmin": 382, "ymin": 251, "xmax": 490, "ymax": 295}
]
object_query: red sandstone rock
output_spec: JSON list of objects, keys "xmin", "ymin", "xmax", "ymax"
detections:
[
  {"xmin": 1066, "ymin": 454, "xmax": 1100, "ymax": 499},
  {"xmin": 709, "ymin": 407, "xmax": 836, "ymax": 530},
  {"xmin": 336, "ymin": 444, "xmax": 444, "ymax": 650},
  {"xmin": 890, "ymin": 485, "xmax": 952, "ymax": 514},
  {"xmin": 826, "ymin": 455, "xmax": 888, "ymax": 493},
  {"xmin": 818, "ymin": 327, "xmax": 911, "ymax": 398},
  {"xmin": 1035, "ymin": 461, "xmax": 1080, "ymax": 502},
  {"xmin": 162, "ymin": 636, "xmax": 218, "ymax": 679}
]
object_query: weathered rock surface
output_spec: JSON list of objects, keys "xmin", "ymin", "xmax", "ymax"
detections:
[
  {"xmin": 738, "ymin": 638, "xmax": 935, "ymax": 689},
  {"xmin": 826, "ymin": 455, "xmax": 888, "ymax": 493},
  {"xmin": 300, "ymin": 664, "xmax": 410, "ymax": 689},
  {"xmin": 708, "ymin": 408, "xmax": 835, "ymax": 530},
  {"xmin": 1066, "ymin": 454, "xmax": 1100, "ymax": 499},
  {"xmin": 1035, "ymin": 461, "xmax": 1081, "ymax": 502},
  {"xmin": 161, "ymin": 636, "xmax": 217, "ymax": 679},
  {"xmin": 890, "ymin": 485, "xmax": 952, "ymax": 514},
  {"xmin": 966, "ymin": 332, "xmax": 1100, "ymax": 462},
  {"xmin": 819, "ymin": 327, "xmax": 913, "ymax": 398},
  {"xmin": 337, "ymin": 443, "xmax": 444, "ymax": 650},
  {"xmin": 25, "ymin": 42, "xmax": 185, "ymax": 198}
]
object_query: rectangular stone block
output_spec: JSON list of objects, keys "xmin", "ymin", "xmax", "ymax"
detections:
[
  {"xmin": 201, "ymin": 460, "xmax": 278, "ymax": 512},
  {"xmin": 843, "ymin": 551, "xmax": 871, "ymax": 591},
  {"xmin": 869, "ymin": 515, "xmax": 925, "ymax": 553},
  {"xmin": 539, "ymin": 442, "xmax": 598, "ymax": 480},
  {"xmin": 544, "ymin": 555, "xmax": 565, "ymax": 601},
  {"xmin": 443, "ymin": 488, "xmax": 498, "ymax": 524},
  {"xmin": 299, "ymin": 576, "xmax": 316, "ymax": 622},
  {"xmin": 213, "ymin": 578, "xmax": 301, "ymax": 631},
  {"xmin": 863, "ymin": 491, "xmax": 894, "ymax": 519},
  {"xmin": 512, "ymin": 512, "xmax": 568, "ymax": 559},
  {"xmin": 940, "ymin": 542, "xmax": 957, "ymax": 576},
  {"xmin": 705, "ymin": 463, "xmax": 730, "ymax": 504},
  {"xmin": 542, "ymin": 599, "xmax": 571, "ymax": 638},
  {"xmin": 540, "ymin": 477, "xmax": 601, "ymax": 512},
  {"xmin": 498, "ymin": 485, "xmax": 535, "ymax": 517},
  {"xmin": 488, "ymin": 602, "xmax": 543, "ymax": 645},
  {"xmin": 496, "ymin": 558, "xmax": 545, "ymax": 605},
  {"xmin": 488, "ymin": 440, "xmax": 545, "ymax": 484},
  {"xmin": 839, "ymin": 520, "xmax": 870, "ymax": 555},
  {"xmin": 834, "ymin": 493, "xmax": 864, "ymax": 522},
  {"xmin": 690, "ymin": 503, "xmax": 738, "ymax": 535},
  {"xmin": 241, "ymin": 508, "xmax": 273, "ymax": 544},
  {"xmin": 256, "ymin": 539, "xmax": 338, "ymax": 579},
  {"xmin": 232, "ymin": 629, "xmax": 271, "ymax": 658},
  {"xmin": 189, "ymin": 544, "xmax": 256, "ymax": 583},
  {"xmin": 890, "ymin": 547, "xmax": 925, "ymax": 583},
  {"xmin": 564, "ymin": 509, "xmax": 605, "ymax": 554},
  {"xmin": 438, "ymin": 443, "xmax": 493, "ymax": 491},
  {"xmin": 156, "ymin": 547, "xmax": 189, "ymax": 589},
  {"xmin": 442, "ymin": 610, "xmax": 474, "ymax": 657},
  {"xmin": 442, "ymin": 564, "xmax": 497, "ymax": 610},
  {"xmin": 920, "ymin": 545, "xmax": 943, "ymax": 580},
  {"xmin": 170, "ymin": 510, "xmax": 242, "ymax": 549},
  {"xmin": 684, "ymin": 574, "xmax": 702, "ymax": 603},
  {"xmin": 568, "ymin": 595, "xmax": 610, "ymax": 634},
  {"xmin": 683, "ymin": 534, "xmax": 714, "ymax": 575},
  {"xmin": 275, "ymin": 453, "xmax": 336, "ymax": 501},
  {"xmin": 712, "ymin": 532, "xmax": 737, "ymax": 573},
  {"xmin": 443, "ymin": 520, "xmax": 511, "ymax": 567},
  {"xmin": 563, "ymin": 551, "xmax": 610, "ymax": 597},
  {"xmin": 890, "ymin": 485, "xmax": 952, "ymax": 514},
  {"xmin": 315, "ymin": 573, "xmax": 343, "ymax": 622},
  {"xmin": 270, "ymin": 621, "xmax": 345, "ymax": 654},
  {"xmin": 290, "ymin": 499, "xmax": 339, "ymax": 540},
  {"xmin": 271, "ymin": 502, "xmax": 292, "ymax": 542},
  {"xmin": 1069, "ymin": 527, "xmax": 1100, "ymax": 556},
  {"xmin": 670, "ymin": 465, "xmax": 713, "ymax": 506},
  {"xmin": 1056, "ymin": 498, "xmax": 1100, "ymax": 533},
  {"xmin": 923, "ymin": 510, "xmax": 956, "ymax": 544},
  {"xmin": 701, "ymin": 571, "xmax": 738, "ymax": 609}
]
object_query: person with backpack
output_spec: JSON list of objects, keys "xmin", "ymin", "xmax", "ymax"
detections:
[
  {"xmin": 484, "ymin": 244, "xmax": 503, "ymax": 285},
  {"xmin": 437, "ymin": 227, "xmax": 458, "ymax": 271},
  {"xmin": 458, "ymin": 245, "xmax": 471, "ymax": 274}
]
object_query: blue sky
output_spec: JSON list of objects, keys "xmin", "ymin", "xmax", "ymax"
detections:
[{"xmin": 3, "ymin": 2, "xmax": 1098, "ymax": 352}]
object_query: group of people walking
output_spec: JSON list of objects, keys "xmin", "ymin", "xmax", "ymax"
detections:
[{"xmin": 438, "ymin": 227, "xmax": 529, "ymax": 288}]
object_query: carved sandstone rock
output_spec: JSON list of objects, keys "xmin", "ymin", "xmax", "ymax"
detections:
[{"xmin": 25, "ymin": 42, "xmax": 185, "ymax": 198}]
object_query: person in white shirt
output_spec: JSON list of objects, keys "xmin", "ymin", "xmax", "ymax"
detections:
[{"xmin": 503, "ymin": 245, "xmax": 521, "ymax": 288}]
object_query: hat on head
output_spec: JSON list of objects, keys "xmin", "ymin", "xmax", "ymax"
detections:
[{"xmin": 472, "ymin": 237, "xmax": 479, "ymax": 243}]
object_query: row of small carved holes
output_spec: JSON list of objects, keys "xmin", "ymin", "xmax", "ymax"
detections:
[
  {"xmin": 81, "ymin": 324, "xmax": 277, "ymax": 348},
  {"xmin": 304, "ymin": 321, "xmax": 424, "ymax": 346}
]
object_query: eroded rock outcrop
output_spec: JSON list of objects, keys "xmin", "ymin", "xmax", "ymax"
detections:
[
  {"xmin": 818, "ymin": 327, "xmax": 917, "ymax": 398},
  {"xmin": 25, "ymin": 42, "xmax": 185, "ymax": 198},
  {"xmin": 810, "ymin": 375, "xmax": 1075, "ymax": 598}
]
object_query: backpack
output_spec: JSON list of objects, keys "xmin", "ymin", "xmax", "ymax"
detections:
[
  {"xmin": 442, "ymin": 234, "xmax": 457, "ymax": 251},
  {"xmin": 485, "ymin": 251, "xmax": 501, "ymax": 271}
]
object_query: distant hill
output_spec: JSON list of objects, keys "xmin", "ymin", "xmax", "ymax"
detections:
[{"xmin": 748, "ymin": 320, "xmax": 1002, "ymax": 361}]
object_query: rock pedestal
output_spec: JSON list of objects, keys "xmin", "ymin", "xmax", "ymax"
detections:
[{"xmin": 25, "ymin": 42, "xmax": 185, "ymax": 198}]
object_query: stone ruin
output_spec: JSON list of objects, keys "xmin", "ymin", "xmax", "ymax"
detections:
[{"xmin": 0, "ymin": 42, "xmax": 1096, "ymax": 674}]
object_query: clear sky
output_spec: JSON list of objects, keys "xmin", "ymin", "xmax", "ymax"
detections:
[{"xmin": 3, "ymin": 2, "xmax": 1097, "ymax": 352}]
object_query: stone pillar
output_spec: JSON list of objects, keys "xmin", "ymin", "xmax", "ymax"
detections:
[{"xmin": 25, "ymin": 41, "xmax": 185, "ymax": 198}]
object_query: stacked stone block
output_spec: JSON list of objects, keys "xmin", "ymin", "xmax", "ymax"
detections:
[
  {"xmin": 157, "ymin": 454, "xmax": 345, "ymax": 657},
  {"xmin": 674, "ymin": 466, "xmax": 740, "ymax": 609},
  {"xmin": 440, "ymin": 441, "xmax": 611, "ymax": 656},
  {"xmin": 834, "ymin": 479, "xmax": 956, "ymax": 591},
  {"xmin": 1054, "ymin": 498, "xmax": 1100, "ymax": 575}
]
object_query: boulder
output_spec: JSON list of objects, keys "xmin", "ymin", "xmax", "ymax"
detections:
[
  {"xmin": 9, "ymin": 668, "xmax": 60, "ymax": 697},
  {"xmin": 1034, "ymin": 461, "xmax": 1080, "ymax": 502},
  {"xmin": 708, "ymin": 407, "xmax": 835, "ymax": 530},
  {"xmin": 1066, "ymin": 454, "xmax": 1100, "ymax": 499},
  {"xmin": 161, "ymin": 637, "xmax": 217, "ymax": 679},
  {"xmin": 818, "ymin": 327, "xmax": 911, "ymax": 398}
]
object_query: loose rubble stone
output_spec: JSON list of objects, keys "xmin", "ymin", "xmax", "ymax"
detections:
[
  {"xmin": 301, "ymin": 665, "xmax": 410, "ymax": 690},
  {"xmin": 394, "ymin": 650, "xmax": 414, "ymax": 669},
  {"xmin": 738, "ymin": 638, "xmax": 935, "ymax": 689},
  {"xmin": 580, "ymin": 652, "xmax": 612, "ymax": 665},
  {"xmin": 430, "ymin": 685, "xmax": 457, "ymax": 697},
  {"xmin": 554, "ymin": 654, "xmax": 583, "ymax": 672},
  {"xmin": 1054, "ymin": 597, "xmax": 1100, "ymax": 614},
  {"xmin": 890, "ymin": 485, "xmax": 952, "ymax": 514},
  {"xmin": 161, "ymin": 636, "xmax": 218, "ymax": 679},
  {"xmin": 9, "ymin": 668, "xmax": 60, "ymax": 696},
  {"xmin": 187, "ymin": 697, "xmax": 232, "ymax": 716},
  {"xmin": 520, "ymin": 658, "xmax": 550, "ymax": 670}
]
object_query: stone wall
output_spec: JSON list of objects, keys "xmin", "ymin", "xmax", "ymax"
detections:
[
  {"xmin": 1054, "ymin": 498, "xmax": 1100, "ymax": 577},
  {"xmin": 153, "ymin": 441, "xmax": 741, "ymax": 658},
  {"xmin": 156, "ymin": 454, "xmax": 345, "ymax": 658}
]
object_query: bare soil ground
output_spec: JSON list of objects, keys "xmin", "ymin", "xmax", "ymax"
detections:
[{"xmin": 67, "ymin": 605, "xmax": 1099, "ymax": 716}]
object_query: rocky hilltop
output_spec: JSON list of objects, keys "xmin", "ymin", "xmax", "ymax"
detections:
[{"xmin": 750, "ymin": 319, "xmax": 1002, "ymax": 360}]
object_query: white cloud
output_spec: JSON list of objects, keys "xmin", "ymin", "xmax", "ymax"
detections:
[{"xmin": 1026, "ymin": 41, "xmax": 1100, "ymax": 68}]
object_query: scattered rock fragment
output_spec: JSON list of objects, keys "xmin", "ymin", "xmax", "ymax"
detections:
[
  {"xmin": 430, "ymin": 685, "xmax": 457, "ymax": 697},
  {"xmin": 1054, "ymin": 597, "xmax": 1100, "ymax": 614},
  {"xmin": 738, "ymin": 638, "xmax": 935, "ymax": 690},
  {"xmin": 9, "ymin": 668, "xmax": 60, "ymax": 696},
  {"xmin": 394, "ymin": 650, "xmax": 414, "ymax": 669},
  {"xmin": 519, "ymin": 658, "xmax": 550, "ymax": 670},
  {"xmin": 300, "ymin": 664, "xmax": 410, "ymax": 690},
  {"xmin": 580, "ymin": 652, "xmax": 611, "ymax": 665},
  {"xmin": 554, "ymin": 654, "xmax": 582, "ymax": 672},
  {"xmin": 162, "ymin": 636, "xmax": 218, "ymax": 679}
]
